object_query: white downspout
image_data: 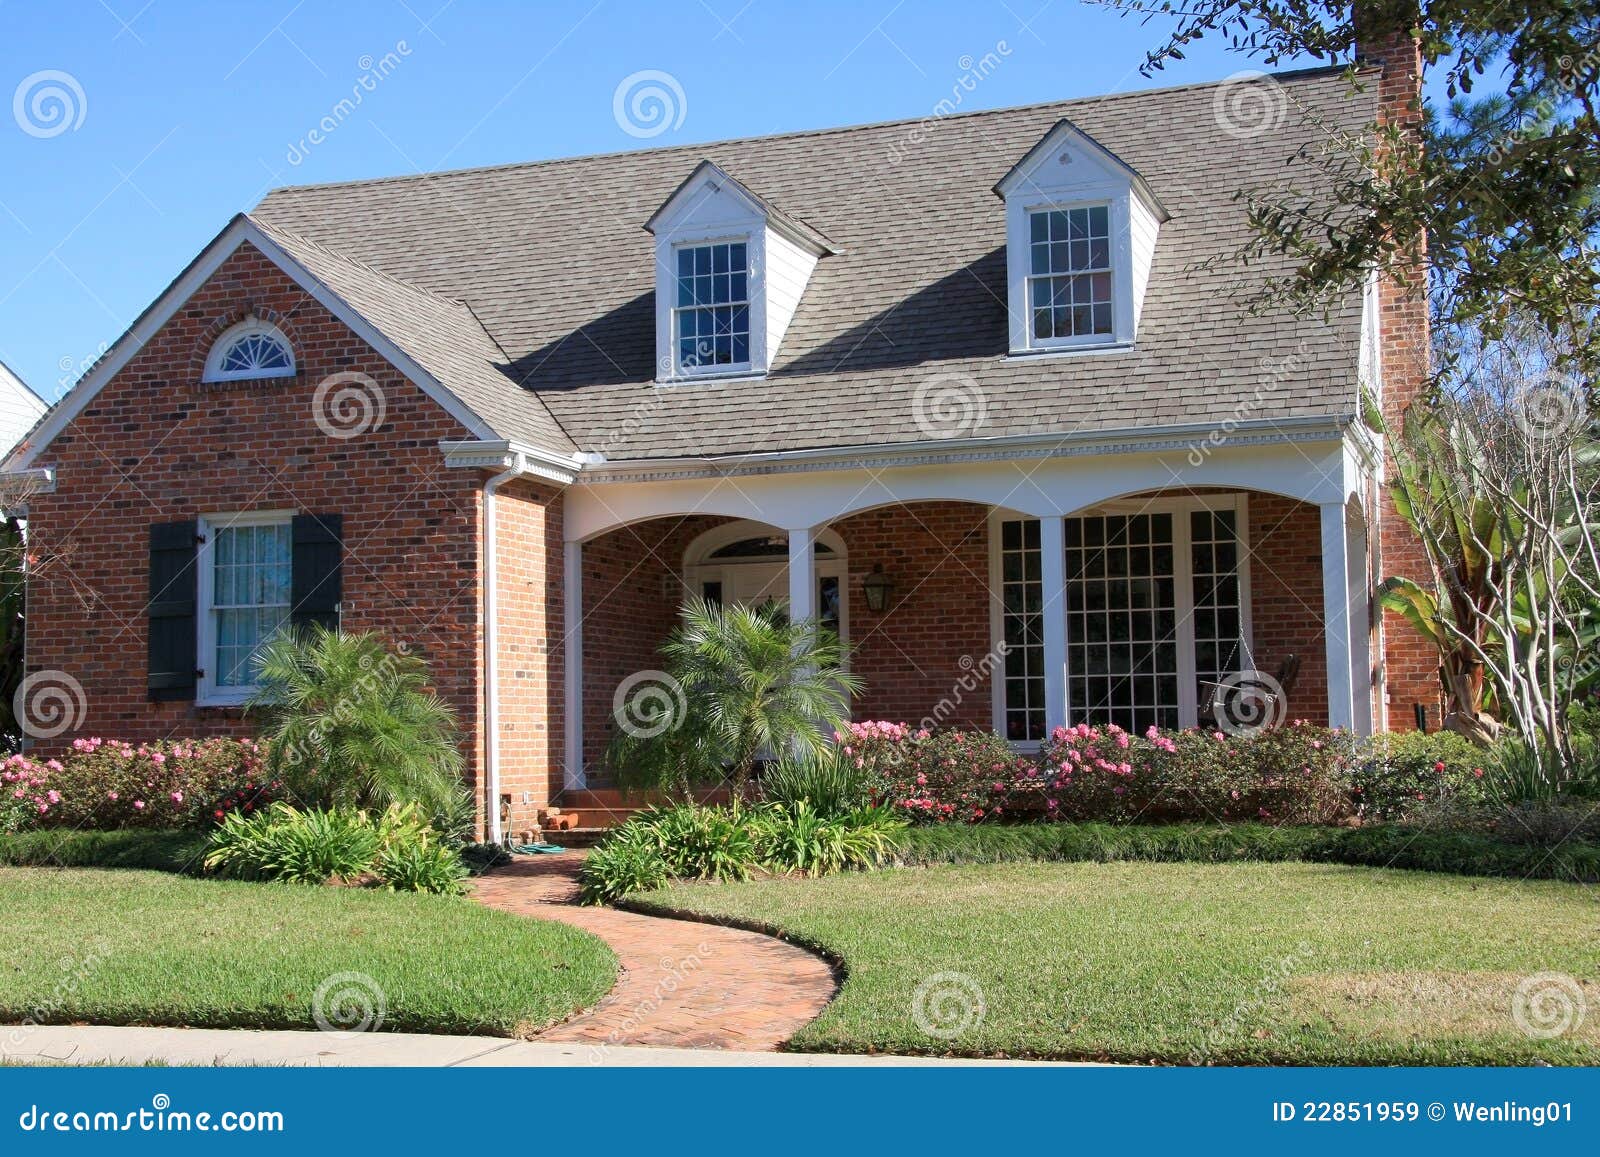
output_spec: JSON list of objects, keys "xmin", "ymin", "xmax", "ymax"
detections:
[{"xmin": 481, "ymin": 457, "xmax": 523, "ymax": 845}]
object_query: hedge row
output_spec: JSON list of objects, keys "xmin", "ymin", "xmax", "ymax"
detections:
[
  {"xmin": 0, "ymin": 829, "xmax": 208, "ymax": 874},
  {"xmin": 893, "ymin": 822, "xmax": 1600, "ymax": 883}
]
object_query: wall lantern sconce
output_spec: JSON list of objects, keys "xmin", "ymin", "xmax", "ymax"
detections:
[{"xmin": 862, "ymin": 564, "xmax": 895, "ymax": 613}]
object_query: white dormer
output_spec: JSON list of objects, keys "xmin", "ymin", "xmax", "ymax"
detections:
[
  {"xmin": 645, "ymin": 161, "xmax": 837, "ymax": 383},
  {"xmin": 994, "ymin": 120, "xmax": 1169, "ymax": 356}
]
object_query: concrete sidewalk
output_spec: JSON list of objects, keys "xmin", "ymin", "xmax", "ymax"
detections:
[{"xmin": 2, "ymin": 1025, "xmax": 1076, "ymax": 1067}]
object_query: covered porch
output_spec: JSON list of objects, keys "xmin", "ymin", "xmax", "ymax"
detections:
[{"xmin": 558, "ymin": 431, "xmax": 1379, "ymax": 790}]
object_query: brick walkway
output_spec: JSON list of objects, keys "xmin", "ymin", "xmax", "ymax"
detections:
[{"xmin": 472, "ymin": 855, "xmax": 837, "ymax": 1052}]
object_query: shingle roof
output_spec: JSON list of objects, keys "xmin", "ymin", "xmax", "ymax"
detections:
[{"xmin": 253, "ymin": 66, "xmax": 1374, "ymax": 462}]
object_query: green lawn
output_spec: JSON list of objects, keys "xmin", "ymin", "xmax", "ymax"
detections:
[
  {"xmin": 1, "ymin": 868, "xmax": 616, "ymax": 1037},
  {"xmin": 636, "ymin": 860, "xmax": 1600, "ymax": 1064}
]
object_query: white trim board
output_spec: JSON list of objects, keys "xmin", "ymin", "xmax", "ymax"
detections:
[{"xmin": 4, "ymin": 214, "xmax": 498, "ymax": 471}]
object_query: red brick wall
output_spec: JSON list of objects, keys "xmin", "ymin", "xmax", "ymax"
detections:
[
  {"xmin": 1363, "ymin": 15, "xmax": 1441, "ymax": 729},
  {"xmin": 580, "ymin": 515, "xmax": 732, "ymax": 770},
  {"xmin": 22, "ymin": 242, "xmax": 489, "ymax": 793},
  {"xmin": 832, "ymin": 502, "xmax": 993, "ymax": 728},
  {"xmin": 1246, "ymin": 493, "xmax": 1329, "ymax": 726},
  {"xmin": 491, "ymin": 479, "xmax": 565, "ymax": 832}
]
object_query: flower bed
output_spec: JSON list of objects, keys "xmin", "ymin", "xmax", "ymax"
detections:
[
  {"xmin": 844, "ymin": 719, "xmax": 1485, "ymax": 827},
  {"xmin": 1, "ymin": 737, "xmax": 275, "ymax": 832}
]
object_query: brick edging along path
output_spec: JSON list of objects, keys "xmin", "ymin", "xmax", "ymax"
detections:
[{"xmin": 472, "ymin": 855, "xmax": 837, "ymax": 1052}]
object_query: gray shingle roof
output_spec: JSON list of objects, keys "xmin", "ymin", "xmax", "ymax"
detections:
[{"xmin": 253, "ymin": 66, "xmax": 1374, "ymax": 462}]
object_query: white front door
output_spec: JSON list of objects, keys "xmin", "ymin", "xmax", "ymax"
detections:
[{"xmin": 687, "ymin": 559, "xmax": 847, "ymax": 642}]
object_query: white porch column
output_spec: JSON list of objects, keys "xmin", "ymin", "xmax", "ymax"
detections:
[
  {"xmin": 1347, "ymin": 506, "xmax": 1374, "ymax": 736},
  {"xmin": 1039, "ymin": 514, "xmax": 1068, "ymax": 737},
  {"xmin": 562, "ymin": 539, "xmax": 585, "ymax": 791},
  {"xmin": 1320, "ymin": 501, "xmax": 1356, "ymax": 731},
  {"xmin": 787, "ymin": 525, "xmax": 816, "ymax": 625}
]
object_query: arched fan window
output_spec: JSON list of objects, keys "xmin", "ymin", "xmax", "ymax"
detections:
[{"xmin": 203, "ymin": 320, "xmax": 295, "ymax": 382}]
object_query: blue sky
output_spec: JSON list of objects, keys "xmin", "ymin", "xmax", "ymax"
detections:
[{"xmin": 2, "ymin": 0, "xmax": 1287, "ymax": 402}]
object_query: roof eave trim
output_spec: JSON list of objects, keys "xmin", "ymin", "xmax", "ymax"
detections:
[
  {"xmin": 644, "ymin": 159, "xmax": 841, "ymax": 256},
  {"xmin": 991, "ymin": 118, "xmax": 1173, "ymax": 223},
  {"xmin": 439, "ymin": 438, "xmax": 581, "ymax": 486},
  {"xmin": 4, "ymin": 215, "xmax": 502, "ymax": 471},
  {"xmin": 575, "ymin": 415, "xmax": 1357, "ymax": 483}
]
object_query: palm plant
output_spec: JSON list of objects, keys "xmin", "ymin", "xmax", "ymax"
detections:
[
  {"xmin": 247, "ymin": 627, "xmax": 465, "ymax": 814},
  {"xmin": 608, "ymin": 599, "xmax": 862, "ymax": 801}
]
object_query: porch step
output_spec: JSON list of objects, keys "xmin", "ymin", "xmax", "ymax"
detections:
[
  {"xmin": 537, "ymin": 827, "xmax": 611, "ymax": 849},
  {"xmin": 555, "ymin": 786, "xmax": 730, "ymax": 827}
]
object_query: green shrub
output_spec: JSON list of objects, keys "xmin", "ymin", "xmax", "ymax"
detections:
[
  {"xmin": 758, "ymin": 751, "xmax": 873, "ymax": 818},
  {"xmin": 0, "ymin": 828, "xmax": 208, "ymax": 873},
  {"xmin": 459, "ymin": 841, "xmax": 512, "ymax": 875},
  {"xmin": 375, "ymin": 838, "xmax": 468, "ymax": 895},
  {"xmin": 891, "ymin": 820, "xmax": 1600, "ymax": 882},
  {"xmin": 206, "ymin": 803, "xmax": 380, "ymax": 883},
  {"xmin": 249, "ymin": 628, "xmax": 465, "ymax": 815},
  {"xmin": 203, "ymin": 801, "xmax": 464, "ymax": 891},
  {"xmin": 630, "ymin": 805, "xmax": 758, "ymax": 883},
  {"xmin": 1352, "ymin": 730, "xmax": 1489, "ymax": 820},
  {"xmin": 751, "ymin": 801, "xmax": 906, "ymax": 875},
  {"xmin": 578, "ymin": 829, "xmax": 670, "ymax": 905}
]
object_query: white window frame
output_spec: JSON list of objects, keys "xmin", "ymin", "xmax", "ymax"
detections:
[
  {"xmin": 1006, "ymin": 193, "xmax": 1132, "ymax": 354},
  {"xmin": 202, "ymin": 319, "xmax": 297, "ymax": 383},
  {"xmin": 988, "ymin": 495, "xmax": 1252, "ymax": 737},
  {"xmin": 1023, "ymin": 202, "xmax": 1118, "ymax": 349},
  {"xmin": 654, "ymin": 225, "xmax": 769, "ymax": 383},
  {"xmin": 668, "ymin": 237, "xmax": 755, "ymax": 379},
  {"xmin": 682, "ymin": 521, "xmax": 850, "ymax": 653},
  {"xmin": 195, "ymin": 510, "xmax": 294, "ymax": 706}
]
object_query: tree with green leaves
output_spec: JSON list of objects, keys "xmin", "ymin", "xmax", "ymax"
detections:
[
  {"xmin": 606, "ymin": 600, "xmax": 862, "ymax": 802},
  {"xmin": 248, "ymin": 627, "xmax": 465, "ymax": 814},
  {"xmin": 1107, "ymin": 0, "xmax": 1600, "ymax": 379}
]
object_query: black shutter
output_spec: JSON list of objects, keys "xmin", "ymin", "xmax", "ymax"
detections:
[
  {"xmin": 291, "ymin": 513, "xmax": 343, "ymax": 633},
  {"xmin": 148, "ymin": 520, "xmax": 198, "ymax": 701}
]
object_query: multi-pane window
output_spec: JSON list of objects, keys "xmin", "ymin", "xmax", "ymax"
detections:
[
  {"xmin": 1065, "ymin": 513, "xmax": 1180, "ymax": 732},
  {"xmin": 994, "ymin": 504, "xmax": 1250, "ymax": 737},
  {"xmin": 211, "ymin": 521, "xmax": 292, "ymax": 687},
  {"xmin": 1028, "ymin": 205, "xmax": 1113, "ymax": 342},
  {"xmin": 674, "ymin": 241, "xmax": 750, "ymax": 371},
  {"xmin": 1191, "ymin": 508, "xmax": 1244, "ymax": 708},
  {"xmin": 998, "ymin": 519, "xmax": 1045, "ymax": 741}
]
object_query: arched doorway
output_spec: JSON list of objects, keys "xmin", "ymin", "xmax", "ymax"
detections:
[{"xmin": 682, "ymin": 521, "xmax": 849, "ymax": 643}]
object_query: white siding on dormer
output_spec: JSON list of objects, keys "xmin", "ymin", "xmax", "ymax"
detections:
[
  {"xmin": 0, "ymin": 363, "xmax": 46, "ymax": 459},
  {"xmin": 1128, "ymin": 197, "xmax": 1160, "ymax": 331},
  {"xmin": 762, "ymin": 228, "xmax": 818, "ymax": 367},
  {"xmin": 996, "ymin": 120, "xmax": 1165, "ymax": 356}
]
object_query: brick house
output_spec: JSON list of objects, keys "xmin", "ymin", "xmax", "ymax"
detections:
[{"xmin": 2, "ymin": 43, "xmax": 1436, "ymax": 840}]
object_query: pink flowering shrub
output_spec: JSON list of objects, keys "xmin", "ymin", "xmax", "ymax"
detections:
[
  {"xmin": 839, "ymin": 718, "xmax": 1358, "ymax": 826},
  {"xmin": 27, "ymin": 737, "xmax": 278, "ymax": 830},
  {"xmin": 1, "ymin": 754, "xmax": 63, "ymax": 832},
  {"xmin": 841, "ymin": 722, "xmax": 1036, "ymax": 824}
]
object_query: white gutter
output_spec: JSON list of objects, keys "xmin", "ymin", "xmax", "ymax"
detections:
[{"xmin": 480, "ymin": 457, "xmax": 521, "ymax": 846}]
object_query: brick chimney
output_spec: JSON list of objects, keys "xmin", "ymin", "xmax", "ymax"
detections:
[{"xmin": 1357, "ymin": 4, "xmax": 1439, "ymax": 731}]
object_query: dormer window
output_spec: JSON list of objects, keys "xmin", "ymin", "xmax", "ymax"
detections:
[
  {"xmin": 674, "ymin": 241, "xmax": 750, "ymax": 372},
  {"xmin": 646, "ymin": 160, "xmax": 838, "ymax": 384},
  {"xmin": 203, "ymin": 319, "xmax": 296, "ymax": 382},
  {"xmin": 1028, "ymin": 205, "xmax": 1113, "ymax": 344},
  {"xmin": 996, "ymin": 119, "xmax": 1168, "ymax": 357}
]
